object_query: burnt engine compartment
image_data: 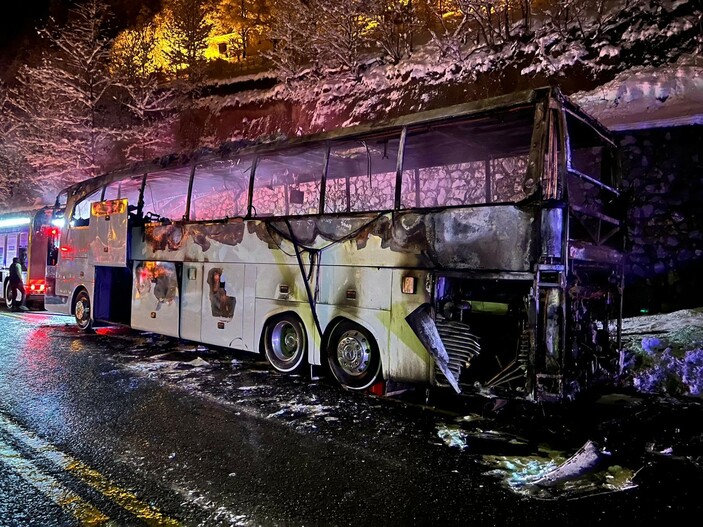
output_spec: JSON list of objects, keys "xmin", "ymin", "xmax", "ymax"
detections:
[
  {"xmin": 563, "ymin": 265, "xmax": 622, "ymax": 390},
  {"xmin": 433, "ymin": 275, "xmax": 532, "ymax": 395},
  {"xmin": 431, "ymin": 265, "xmax": 622, "ymax": 400}
]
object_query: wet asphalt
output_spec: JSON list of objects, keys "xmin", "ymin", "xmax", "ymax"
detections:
[{"xmin": 0, "ymin": 308, "xmax": 702, "ymax": 526}]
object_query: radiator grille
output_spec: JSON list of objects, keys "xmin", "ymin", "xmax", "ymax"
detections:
[{"xmin": 434, "ymin": 320, "xmax": 480, "ymax": 386}]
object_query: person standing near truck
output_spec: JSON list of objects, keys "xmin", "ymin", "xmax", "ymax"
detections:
[{"xmin": 9, "ymin": 257, "xmax": 28, "ymax": 311}]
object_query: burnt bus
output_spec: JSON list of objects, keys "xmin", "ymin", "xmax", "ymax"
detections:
[{"xmin": 47, "ymin": 87, "xmax": 624, "ymax": 402}]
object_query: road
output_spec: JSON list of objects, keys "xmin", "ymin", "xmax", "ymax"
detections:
[{"xmin": 0, "ymin": 308, "xmax": 701, "ymax": 526}]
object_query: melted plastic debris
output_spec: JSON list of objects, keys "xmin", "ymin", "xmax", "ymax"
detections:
[
  {"xmin": 532, "ymin": 440, "xmax": 606, "ymax": 487},
  {"xmin": 483, "ymin": 440, "xmax": 639, "ymax": 499},
  {"xmin": 183, "ymin": 357, "xmax": 211, "ymax": 368},
  {"xmin": 437, "ymin": 420, "xmax": 534, "ymax": 455},
  {"xmin": 455, "ymin": 413, "xmax": 485, "ymax": 423},
  {"xmin": 267, "ymin": 403, "xmax": 334, "ymax": 421},
  {"xmin": 437, "ymin": 425, "xmax": 469, "ymax": 450}
]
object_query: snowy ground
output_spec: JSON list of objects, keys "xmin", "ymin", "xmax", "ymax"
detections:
[{"xmin": 619, "ymin": 307, "xmax": 703, "ymax": 396}]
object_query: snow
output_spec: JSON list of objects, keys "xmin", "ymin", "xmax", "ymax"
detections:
[
  {"xmin": 573, "ymin": 54, "xmax": 703, "ymax": 131},
  {"xmin": 620, "ymin": 307, "xmax": 703, "ymax": 396}
]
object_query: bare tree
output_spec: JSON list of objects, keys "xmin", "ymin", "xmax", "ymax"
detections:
[
  {"xmin": 368, "ymin": 0, "xmax": 420, "ymax": 65},
  {"xmin": 3, "ymin": 0, "xmax": 119, "ymax": 194},
  {"xmin": 313, "ymin": 0, "xmax": 375, "ymax": 76},
  {"xmin": 162, "ymin": 0, "xmax": 213, "ymax": 82},
  {"xmin": 264, "ymin": 0, "xmax": 320, "ymax": 80},
  {"xmin": 111, "ymin": 12, "xmax": 180, "ymax": 162}
]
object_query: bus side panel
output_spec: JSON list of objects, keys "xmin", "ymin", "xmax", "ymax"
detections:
[
  {"xmin": 180, "ymin": 262, "xmax": 203, "ymax": 342},
  {"xmin": 28, "ymin": 228, "xmax": 48, "ymax": 284},
  {"xmin": 131, "ymin": 261, "xmax": 180, "ymax": 338},
  {"xmin": 199, "ymin": 263, "xmax": 247, "ymax": 350},
  {"xmin": 388, "ymin": 269, "xmax": 433, "ymax": 385},
  {"xmin": 5, "ymin": 233, "xmax": 19, "ymax": 265},
  {"xmin": 53, "ymin": 226, "xmax": 94, "ymax": 315},
  {"xmin": 0, "ymin": 233, "xmax": 6, "ymax": 301},
  {"xmin": 0, "ymin": 233, "xmax": 6, "ymax": 267},
  {"xmin": 316, "ymin": 266, "xmax": 392, "ymax": 311},
  {"xmin": 243, "ymin": 264, "xmax": 257, "ymax": 354}
]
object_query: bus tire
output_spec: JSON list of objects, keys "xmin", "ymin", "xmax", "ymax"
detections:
[
  {"xmin": 327, "ymin": 320, "xmax": 381, "ymax": 391},
  {"xmin": 262, "ymin": 313, "xmax": 307, "ymax": 374},
  {"xmin": 3, "ymin": 280, "xmax": 13, "ymax": 310},
  {"xmin": 74, "ymin": 290, "xmax": 93, "ymax": 331}
]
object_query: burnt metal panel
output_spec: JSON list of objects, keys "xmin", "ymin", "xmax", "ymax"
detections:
[{"xmin": 429, "ymin": 207, "xmax": 539, "ymax": 271}]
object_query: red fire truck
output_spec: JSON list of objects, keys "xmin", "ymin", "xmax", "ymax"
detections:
[{"xmin": 0, "ymin": 206, "xmax": 61, "ymax": 309}]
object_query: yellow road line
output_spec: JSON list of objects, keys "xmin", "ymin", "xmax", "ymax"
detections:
[
  {"xmin": 0, "ymin": 437, "xmax": 111, "ymax": 526},
  {"xmin": 0, "ymin": 413, "xmax": 181, "ymax": 527}
]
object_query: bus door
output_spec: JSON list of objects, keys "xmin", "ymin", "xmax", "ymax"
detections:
[
  {"xmin": 198, "ymin": 263, "xmax": 245, "ymax": 349},
  {"xmin": 131, "ymin": 261, "xmax": 180, "ymax": 337},
  {"xmin": 89, "ymin": 199, "xmax": 132, "ymax": 324}
]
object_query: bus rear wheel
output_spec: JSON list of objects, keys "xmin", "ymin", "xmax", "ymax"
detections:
[
  {"xmin": 262, "ymin": 314, "xmax": 307, "ymax": 373},
  {"xmin": 4, "ymin": 281, "xmax": 15, "ymax": 310},
  {"xmin": 74, "ymin": 291, "xmax": 92, "ymax": 331},
  {"xmin": 327, "ymin": 320, "xmax": 381, "ymax": 391}
]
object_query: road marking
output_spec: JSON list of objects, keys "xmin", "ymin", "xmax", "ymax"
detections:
[
  {"xmin": 0, "ymin": 412, "xmax": 181, "ymax": 527},
  {"xmin": 0, "ymin": 437, "xmax": 111, "ymax": 526}
]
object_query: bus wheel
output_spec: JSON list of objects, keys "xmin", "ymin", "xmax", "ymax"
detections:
[
  {"xmin": 4, "ymin": 281, "xmax": 14, "ymax": 310},
  {"xmin": 74, "ymin": 291, "xmax": 92, "ymax": 331},
  {"xmin": 327, "ymin": 321, "xmax": 381, "ymax": 390},
  {"xmin": 262, "ymin": 314, "xmax": 307, "ymax": 373}
]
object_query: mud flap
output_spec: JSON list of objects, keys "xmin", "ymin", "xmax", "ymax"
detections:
[{"xmin": 406, "ymin": 303, "xmax": 461, "ymax": 393}]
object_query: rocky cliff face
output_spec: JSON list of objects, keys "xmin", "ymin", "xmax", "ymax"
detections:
[{"xmin": 619, "ymin": 126, "xmax": 703, "ymax": 315}]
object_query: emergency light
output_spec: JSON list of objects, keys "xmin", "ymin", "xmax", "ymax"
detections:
[{"xmin": 0, "ymin": 217, "xmax": 31, "ymax": 228}]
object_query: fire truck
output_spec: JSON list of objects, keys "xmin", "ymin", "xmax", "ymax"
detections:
[{"xmin": 0, "ymin": 206, "xmax": 61, "ymax": 309}]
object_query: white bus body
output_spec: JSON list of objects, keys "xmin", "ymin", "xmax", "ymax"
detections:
[{"xmin": 47, "ymin": 88, "xmax": 625, "ymax": 401}]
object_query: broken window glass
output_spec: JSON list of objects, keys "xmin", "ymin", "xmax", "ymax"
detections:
[
  {"xmin": 252, "ymin": 145, "xmax": 326, "ymax": 217},
  {"xmin": 325, "ymin": 134, "xmax": 400, "ymax": 213}
]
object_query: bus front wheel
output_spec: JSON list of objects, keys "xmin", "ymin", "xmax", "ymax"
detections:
[
  {"xmin": 262, "ymin": 314, "xmax": 307, "ymax": 373},
  {"xmin": 74, "ymin": 291, "xmax": 92, "ymax": 331},
  {"xmin": 327, "ymin": 321, "xmax": 381, "ymax": 391}
]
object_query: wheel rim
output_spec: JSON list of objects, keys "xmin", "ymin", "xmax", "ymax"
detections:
[
  {"xmin": 75, "ymin": 296, "xmax": 90, "ymax": 327},
  {"xmin": 5, "ymin": 284, "xmax": 12, "ymax": 309},
  {"xmin": 270, "ymin": 320, "xmax": 301, "ymax": 364},
  {"xmin": 335, "ymin": 330, "xmax": 371, "ymax": 377}
]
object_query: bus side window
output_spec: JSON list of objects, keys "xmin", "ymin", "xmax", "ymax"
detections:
[
  {"xmin": 142, "ymin": 168, "xmax": 191, "ymax": 223},
  {"xmin": 326, "ymin": 137, "xmax": 400, "ymax": 213},
  {"xmin": 71, "ymin": 188, "xmax": 101, "ymax": 227}
]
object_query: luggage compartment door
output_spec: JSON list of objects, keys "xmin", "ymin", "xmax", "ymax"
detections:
[
  {"xmin": 200, "ymin": 263, "xmax": 245, "ymax": 349},
  {"xmin": 131, "ymin": 261, "xmax": 180, "ymax": 337}
]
